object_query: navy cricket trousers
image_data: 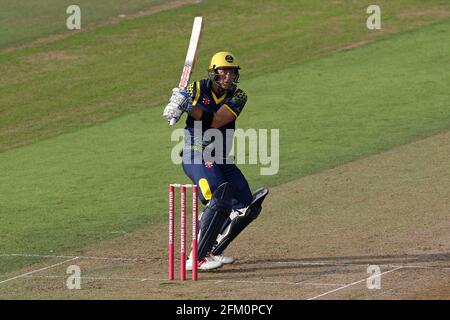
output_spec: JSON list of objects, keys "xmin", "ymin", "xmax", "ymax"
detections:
[{"xmin": 182, "ymin": 152, "xmax": 253, "ymax": 209}]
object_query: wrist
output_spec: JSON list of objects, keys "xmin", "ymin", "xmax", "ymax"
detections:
[
  {"xmin": 188, "ymin": 105, "xmax": 203, "ymax": 120},
  {"xmin": 183, "ymin": 100, "xmax": 193, "ymax": 113}
]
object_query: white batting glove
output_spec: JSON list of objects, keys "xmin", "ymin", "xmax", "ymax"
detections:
[
  {"xmin": 170, "ymin": 88, "xmax": 193, "ymax": 113},
  {"xmin": 163, "ymin": 101, "xmax": 183, "ymax": 123}
]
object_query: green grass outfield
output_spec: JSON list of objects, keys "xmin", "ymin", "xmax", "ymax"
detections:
[
  {"xmin": 0, "ymin": 0, "xmax": 168, "ymax": 48},
  {"xmin": 1, "ymin": 0, "xmax": 449, "ymax": 151},
  {"xmin": 1, "ymin": 1, "xmax": 450, "ymax": 274},
  {"xmin": 1, "ymin": 18, "xmax": 450, "ymax": 273}
]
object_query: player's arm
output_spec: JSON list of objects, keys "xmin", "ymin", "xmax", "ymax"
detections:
[
  {"xmin": 187, "ymin": 105, "xmax": 203, "ymax": 120},
  {"xmin": 189, "ymin": 89, "xmax": 246, "ymax": 127},
  {"xmin": 188, "ymin": 105, "xmax": 236, "ymax": 128},
  {"xmin": 210, "ymin": 89, "xmax": 246, "ymax": 128},
  {"xmin": 211, "ymin": 106, "xmax": 236, "ymax": 128}
]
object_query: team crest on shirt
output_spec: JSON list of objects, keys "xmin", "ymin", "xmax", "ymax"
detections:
[
  {"xmin": 204, "ymin": 161, "xmax": 213, "ymax": 169},
  {"xmin": 202, "ymin": 97, "xmax": 210, "ymax": 105}
]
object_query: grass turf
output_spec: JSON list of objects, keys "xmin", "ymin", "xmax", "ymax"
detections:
[
  {"xmin": 1, "ymin": 0, "xmax": 449, "ymax": 152},
  {"xmin": 0, "ymin": 0, "xmax": 169, "ymax": 49},
  {"xmin": 1, "ymin": 17, "xmax": 450, "ymax": 273}
]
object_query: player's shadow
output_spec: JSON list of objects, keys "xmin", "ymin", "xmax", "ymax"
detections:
[{"xmin": 216, "ymin": 252, "xmax": 450, "ymax": 275}]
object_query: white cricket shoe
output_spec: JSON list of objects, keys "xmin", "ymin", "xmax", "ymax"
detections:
[
  {"xmin": 186, "ymin": 255, "xmax": 222, "ymax": 271},
  {"xmin": 210, "ymin": 253, "xmax": 235, "ymax": 264}
]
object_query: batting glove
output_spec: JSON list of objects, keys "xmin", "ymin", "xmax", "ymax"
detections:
[
  {"xmin": 169, "ymin": 88, "xmax": 193, "ymax": 113},
  {"xmin": 163, "ymin": 101, "xmax": 183, "ymax": 122}
]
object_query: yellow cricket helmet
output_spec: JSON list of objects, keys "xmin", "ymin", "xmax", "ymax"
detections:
[
  {"xmin": 208, "ymin": 51, "xmax": 240, "ymax": 70},
  {"xmin": 208, "ymin": 51, "xmax": 240, "ymax": 86}
]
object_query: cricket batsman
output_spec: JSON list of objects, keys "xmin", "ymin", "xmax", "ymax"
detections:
[{"xmin": 163, "ymin": 52, "xmax": 269, "ymax": 270}]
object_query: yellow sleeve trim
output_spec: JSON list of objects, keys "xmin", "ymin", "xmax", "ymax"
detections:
[
  {"xmin": 223, "ymin": 104, "xmax": 238, "ymax": 118},
  {"xmin": 192, "ymin": 81, "xmax": 201, "ymax": 106}
]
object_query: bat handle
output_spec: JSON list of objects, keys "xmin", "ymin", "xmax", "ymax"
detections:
[
  {"xmin": 169, "ymin": 110, "xmax": 186, "ymax": 126},
  {"xmin": 169, "ymin": 117, "xmax": 177, "ymax": 126}
]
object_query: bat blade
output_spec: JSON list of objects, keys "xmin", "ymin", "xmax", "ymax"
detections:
[
  {"xmin": 170, "ymin": 17, "xmax": 203, "ymax": 126},
  {"xmin": 178, "ymin": 16, "xmax": 203, "ymax": 90}
]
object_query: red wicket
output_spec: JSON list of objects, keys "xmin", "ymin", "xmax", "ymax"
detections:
[
  {"xmin": 180, "ymin": 185, "xmax": 186, "ymax": 280},
  {"xmin": 168, "ymin": 183, "xmax": 198, "ymax": 281},
  {"xmin": 192, "ymin": 185, "xmax": 198, "ymax": 280},
  {"xmin": 168, "ymin": 185, "xmax": 175, "ymax": 280}
]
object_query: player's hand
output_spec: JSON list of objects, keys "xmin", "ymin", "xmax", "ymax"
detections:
[
  {"xmin": 163, "ymin": 101, "xmax": 183, "ymax": 123},
  {"xmin": 170, "ymin": 88, "xmax": 193, "ymax": 112}
]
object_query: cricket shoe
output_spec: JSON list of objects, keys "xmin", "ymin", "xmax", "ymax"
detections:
[
  {"xmin": 186, "ymin": 255, "xmax": 222, "ymax": 271},
  {"xmin": 210, "ymin": 253, "xmax": 235, "ymax": 264}
]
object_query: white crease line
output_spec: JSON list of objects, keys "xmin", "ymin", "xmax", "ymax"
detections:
[
  {"xmin": 0, "ymin": 253, "xmax": 142, "ymax": 262},
  {"xmin": 387, "ymin": 264, "xmax": 450, "ymax": 270},
  {"xmin": 3, "ymin": 254, "xmax": 449, "ymax": 269},
  {"xmin": 0, "ymin": 257, "xmax": 79, "ymax": 286},
  {"xmin": 204, "ymin": 279, "xmax": 304, "ymax": 285},
  {"xmin": 21, "ymin": 275, "xmax": 168, "ymax": 282},
  {"xmin": 307, "ymin": 266, "xmax": 403, "ymax": 300},
  {"xmin": 274, "ymin": 261, "xmax": 364, "ymax": 267},
  {"xmin": 273, "ymin": 261, "xmax": 450, "ymax": 270},
  {"xmin": 307, "ymin": 282, "xmax": 347, "ymax": 287},
  {"xmin": 156, "ymin": 278, "xmax": 345, "ymax": 287},
  {"xmin": 19, "ymin": 275, "xmax": 300, "ymax": 286},
  {"xmin": 16, "ymin": 274, "xmax": 346, "ymax": 287}
]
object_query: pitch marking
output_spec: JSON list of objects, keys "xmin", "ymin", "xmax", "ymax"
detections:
[
  {"xmin": 0, "ymin": 257, "xmax": 79, "ymax": 286},
  {"xmin": 307, "ymin": 266, "xmax": 403, "ymax": 300}
]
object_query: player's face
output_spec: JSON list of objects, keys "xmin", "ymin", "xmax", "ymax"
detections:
[{"xmin": 216, "ymin": 68, "xmax": 237, "ymax": 90}]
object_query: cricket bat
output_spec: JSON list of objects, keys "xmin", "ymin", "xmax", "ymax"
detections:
[{"xmin": 169, "ymin": 16, "xmax": 204, "ymax": 126}]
